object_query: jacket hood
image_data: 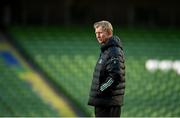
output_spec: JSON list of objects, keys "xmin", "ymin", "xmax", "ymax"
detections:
[{"xmin": 101, "ymin": 36, "xmax": 122, "ymax": 52}]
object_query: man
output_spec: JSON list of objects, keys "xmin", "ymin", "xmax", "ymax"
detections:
[{"xmin": 88, "ymin": 20, "xmax": 125, "ymax": 117}]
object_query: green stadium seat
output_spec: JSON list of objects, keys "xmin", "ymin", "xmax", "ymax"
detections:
[
  {"xmin": 0, "ymin": 58, "xmax": 59, "ymax": 116},
  {"xmin": 10, "ymin": 27, "xmax": 180, "ymax": 116}
]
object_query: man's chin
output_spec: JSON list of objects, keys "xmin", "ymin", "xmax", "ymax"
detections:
[
  {"xmin": 99, "ymin": 42, "xmax": 105, "ymax": 45},
  {"xmin": 98, "ymin": 40, "xmax": 102, "ymax": 44},
  {"xmin": 97, "ymin": 40, "xmax": 102, "ymax": 43},
  {"xmin": 97, "ymin": 39, "xmax": 105, "ymax": 44}
]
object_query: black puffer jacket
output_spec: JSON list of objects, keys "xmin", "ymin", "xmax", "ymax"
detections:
[{"xmin": 88, "ymin": 36, "xmax": 125, "ymax": 106}]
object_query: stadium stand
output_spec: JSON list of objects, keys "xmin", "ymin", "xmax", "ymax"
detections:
[
  {"xmin": 0, "ymin": 35, "xmax": 79, "ymax": 117},
  {"xmin": 10, "ymin": 27, "xmax": 180, "ymax": 116},
  {"xmin": 0, "ymin": 56, "xmax": 59, "ymax": 116}
]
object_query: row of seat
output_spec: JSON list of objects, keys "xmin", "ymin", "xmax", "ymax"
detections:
[
  {"xmin": 11, "ymin": 27, "xmax": 180, "ymax": 116},
  {"xmin": 35, "ymin": 54, "xmax": 180, "ymax": 116},
  {"xmin": 0, "ymin": 57, "xmax": 59, "ymax": 116}
]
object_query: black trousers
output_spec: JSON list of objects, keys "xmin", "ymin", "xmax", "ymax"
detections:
[{"xmin": 95, "ymin": 106, "xmax": 121, "ymax": 117}]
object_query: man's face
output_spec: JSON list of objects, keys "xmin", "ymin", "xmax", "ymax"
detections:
[{"xmin": 95, "ymin": 26, "xmax": 110, "ymax": 44}]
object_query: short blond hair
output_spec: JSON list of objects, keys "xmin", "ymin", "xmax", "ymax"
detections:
[{"xmin": 94, "ymin": 20, "xmax": 113, "ymax": 33}]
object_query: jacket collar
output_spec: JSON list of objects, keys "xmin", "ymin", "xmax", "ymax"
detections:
[{"xmin": 100, "ymin": 36, "xmax": 121, "ymax": 52}]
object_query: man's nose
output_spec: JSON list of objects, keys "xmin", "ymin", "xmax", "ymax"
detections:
[{"xmin": 97, "ymin": 33, "xmax": 100, "ymax": 37}]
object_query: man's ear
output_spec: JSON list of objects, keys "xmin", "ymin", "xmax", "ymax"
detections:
[{"xmin": 107, "ymin": 29, "xmax": 113, "ymax": 37}]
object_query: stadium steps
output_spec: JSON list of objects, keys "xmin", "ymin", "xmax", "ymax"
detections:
[
  {"xmin": 10, "ymin": 27, "xmax": 180, "ymax": 117},
  {"xmin": 0, "ymin": 36, "xmax": 78, "ymax": 116},
  {"xmin": 0, "ymin": 56, "xmax": 59, "ymax": 116}
]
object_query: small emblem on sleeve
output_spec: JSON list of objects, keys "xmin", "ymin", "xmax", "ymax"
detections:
[{"xmin": 99, "ymin": 59, "xmax": 102, "ymax": 64}]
